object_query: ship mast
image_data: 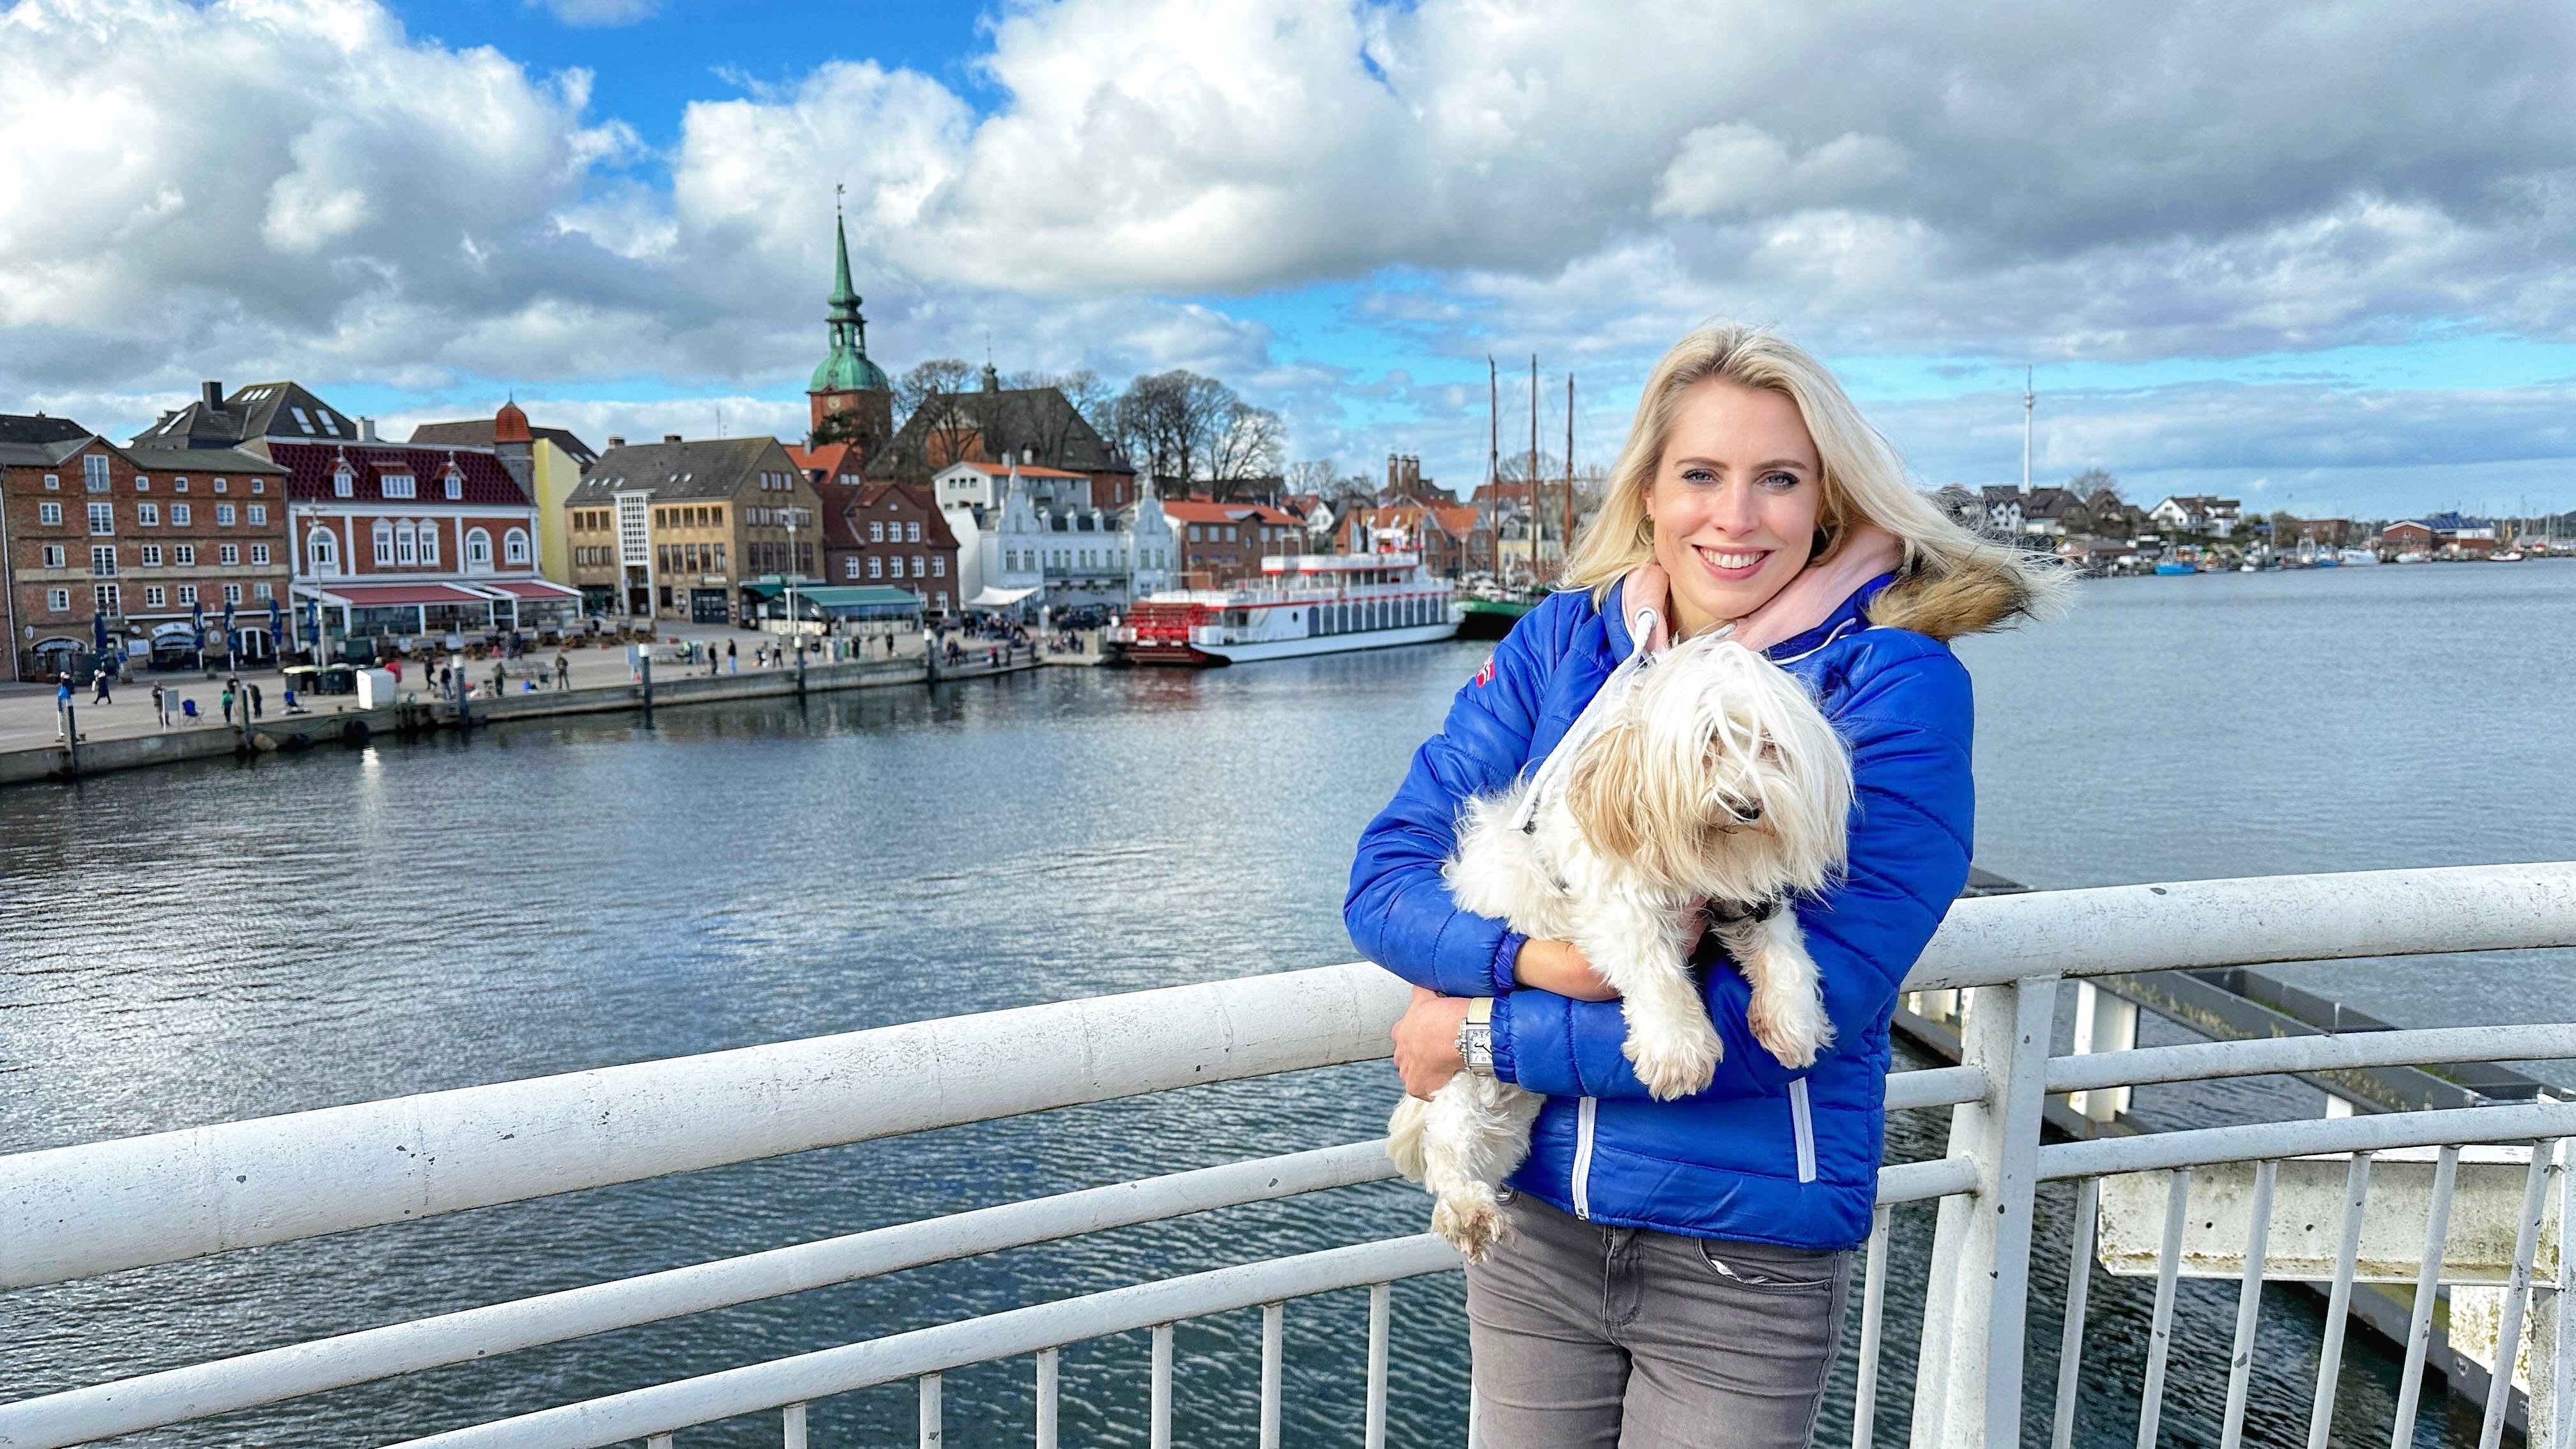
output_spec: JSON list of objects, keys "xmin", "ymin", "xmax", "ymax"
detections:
[
  {"xmin": 1564, "ymin": 371, "xmax": 1575, "ymax": 579},
  {"xmin": 1528, "ymin": 353, "xmax": 1540, "ymax": 585},
  {"xmin": 2022, "ymin": 365, "xmax": 2034, "ymax": 495},
  {"xmin": 1487, "ymin": 356, "xmax": 1499, "ymax": 578}
]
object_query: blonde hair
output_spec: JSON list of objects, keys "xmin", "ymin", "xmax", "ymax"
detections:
[{"xmin": 1561, "ymin": 322, "xmax": 2062, "ymax": 627}]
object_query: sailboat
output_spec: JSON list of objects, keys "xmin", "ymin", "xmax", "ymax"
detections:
[{"xmin": 1459, "ymin": 359, "xmax": 1569, "ymax": 639}]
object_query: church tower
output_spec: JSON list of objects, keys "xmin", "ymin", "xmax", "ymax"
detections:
[{"xmin": 807, "ymin": 197, "xmax": 894, "ymax": 459}]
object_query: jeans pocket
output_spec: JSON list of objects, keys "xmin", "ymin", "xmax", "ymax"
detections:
[{"xmin": 1696, "ymin": 1239, "xmax": 1837, "ymax": 1292}]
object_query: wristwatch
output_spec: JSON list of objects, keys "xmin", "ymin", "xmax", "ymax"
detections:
[{"xmin": 1455, "ymin": 996, "xmax": 1496, "ymax": 1077}]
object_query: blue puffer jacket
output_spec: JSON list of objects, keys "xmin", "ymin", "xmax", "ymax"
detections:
[{"xmin": 1347, "ymin": 572, "xmax": 1990, "ymax": 1251}]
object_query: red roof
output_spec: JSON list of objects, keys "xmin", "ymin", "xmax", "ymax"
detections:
[
  {"xmin": 493, "ymin": 401, "xmax": 531, "ymax": 445},
  {"xmin": 1160, "ymin": 499, "xmax": 1302, "ymax": 526},
  {"xmin": 943, "ymin": 459, "xmax": 1088, "ymax": 480},
  {"xmin": 788, "ymin": 442, "xmax": 862, "ymax": 480},
  {"xmin": 265, "ymin": 440, "xmax": 532, "ymax": 507}
]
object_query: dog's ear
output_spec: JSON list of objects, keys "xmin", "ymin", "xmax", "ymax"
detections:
[{"xmin": 1565, "ymin": 721, "xmax": 1648, "ymax": 868}]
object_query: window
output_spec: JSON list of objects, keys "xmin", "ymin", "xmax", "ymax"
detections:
[
  {"xmin": 934, "ymin": 592, "xmax": 947, "ymax": 610},
  {"xmin": 169, "ymin": 475, "xmax": 184, "ymax": 491},
  {"xmin": 222, "ymin": 541, "xmax": 240, "ymax": 568},
  {"xmin": 373, "ymin": 521, "xmax": 395, "ymax": 565},
  {"xmin": 171, "ymin": 503, "xmax": 191, "ymax": 526},
  {"xmin": 90, "ymin": 545, "xmax": 116, "ymax": 576},
  {"xmin": 1188, "ymin": 525, "xmax": 1202, "ymax": 542},
  {"xmin": 711, "ymin": 542, "xmax": 725, "ymax": 571},
  {"xmin": 709, "ymin": 506, "xmax": 723, "ymax": 525},
  {"xmin": 417, "ymin": 525, "xmax": 437, "ymax": 566},
  {"xmin": 503, "ymin": 528, "xmax": 530, "ymax": 565},
  {"xmin": 41, "ymin": 545, "xmax": 64, "ymax": 569},
  {"xmin": 867, "ymin": 555, "xmax": 882, "ymax": 579},
  {"xmin": 95, "ymin": 583, "xmax": 121, "ymax": 615},
  {"xmin": 88, "ymin": 502, "xmax": 114, "ymax": 534},
  {"xmin": 395, "ymin": 523, "xmax": 417, "ymax": 565},
  {"xmin": 144, "ymin": 586, "xmax": 166, "ymax": 608},
  {"xmin": 212, "ymin": 477, "xmax": 228, "ymax": 493},
  {"xmin": 177, "ymin": 585, "xmax": 197, "ymax": 606},
  {"xmin": 254, "ymin": 582, "xmax": 273, "ymax": 601},
  {"xmin": 250, "ymin": 544, "xmax": 270, "ymax": 565},
  {"xmin": 83, "ymin": 455, "xmax": 109, "ymax": 491},
  {"xmin": 247, "ymin": 503, "xmax": 266, "ymax": 525},
  {"xmin": 844, "ymin": 556, "xmax": 861, "ymax": 579},
  {"xmin": 906, "ymin": 521, "xmax": 921, "ymax": 543},
  {"xmin": 309, "ymin": 530, "xmax": 337, "ymax": 572},
  {"xmin": 215, "ymin": 503, "xmax": 236, "ymax": 526},
  {"xmin": 912, "ymin": 555, "xmax": 926, "ymax": 578},
  {"xmin": 38, "ymin": 502, "xmax": 60, "ymax": 526},
  {"xmin": 42, "ymin": 473, "xmax": 58, "ymax": 491},
  {"xmin": 1226, "ymin": 525, "xmax": 1238, "ymax": 542},
  {"xmin": 334, "ymin": 468, "xmax": 355, "ymax": 498},
  {"xmin": 869, "ymin": 519, "xmax": 884, "ymax": 542},
  {"xmin": 445, "ymin": 471, "xmax": 464, "ymax": 501},
  {"xmin": 134, "ymin": 475, "xmax": 149, "ymax": 492},
  {"xmin": 252, "ymin": 479, "xmax": 265, "ymax": 494},
  {"xmin": 137, "ymin": 502, "xmax": 158, "ymax": 526},
  {"xmin": 174, "ymin": 545, "xmax": 195, "ymax": 566},
  {"xmin": 931, "ymin": 556, "xmax": 946, "ymax": 578},
  {"xmin": 140, "ymin": 546, "xmax": 162, "ymax": 567},
  {"xmin": 224, "ymin": 583, "xmax": 243, "ymax": 605},
  {"xmin": 379, "ymin": 473, "xmax": 415, "ymax": 499},
  {"xmin": 466, "ymin": 528, "xmax": 491, "ymax": 569},
  {"xmin": 46, "ymin": 588, "xmax": 69, "ymax": 612}
]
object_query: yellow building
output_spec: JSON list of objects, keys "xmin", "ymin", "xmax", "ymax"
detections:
[{"xmin": 409, "ymin": 402, "xmax": 600, "ymax": 585}]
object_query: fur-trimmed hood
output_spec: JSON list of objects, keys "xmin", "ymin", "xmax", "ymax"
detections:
[{"xmin": 1863, "ymin": 548, "xmax": 2052, "ymax": 641}]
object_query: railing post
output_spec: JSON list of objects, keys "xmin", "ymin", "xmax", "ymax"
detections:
[
  {"xmin": 1910, "ymin": 972, "xmax": 2057, "ymax": 1449},
  {"xmin": 2069, "ymin": 981, "xmax": 2138, "ymax": 1122},
  {"xmin": 2530, "ymin": 1138, "xmax": 2573, "ymax": 1449}
]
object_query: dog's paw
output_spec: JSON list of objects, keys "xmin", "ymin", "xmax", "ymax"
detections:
[
  {"xmin": 1747, "ymin": 988, "xmax": 1832, "ymax": 1069},
  {"xmin": 1432, "ymin": 1192, "xmax": 1508, "ymax": 1264},
  {"xmin": 1623, "ymin": 1015, "xmax": 1722, "ymax": 1100}
]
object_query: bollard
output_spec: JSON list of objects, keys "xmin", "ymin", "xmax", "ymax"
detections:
[
  {"xmin": 640, "ymin": 653, "xmax": 654, "ymax": 728},
  {"xmin": 62, "ymin": 703, "xmax": 78, "ymax": 778}
]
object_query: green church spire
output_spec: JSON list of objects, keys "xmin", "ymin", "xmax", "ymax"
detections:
[{"xmin": 810, "ymin": 188, "xmax": 890, "ymax": 396}]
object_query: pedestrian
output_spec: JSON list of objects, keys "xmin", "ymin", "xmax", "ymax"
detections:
[
  {"xmin": 92, "ymin": 669, "xmax": 112, "ymax": 705},
  {"xmin": 220, "ymin": 684, "xmax": 234, "ymax": 724},
  {"xmin": 55, "ymin": 677, "xmax": 72, "ymax": 738},
  {"xmin": 726, "ymin": 638, "xmax": 739, "ymax": 673},
  {"xmin": 249, "ymin": 683, "xmax": 264, "ymax": 719},
  {"xmin": 152, "ymin": 682, "xmax": 168, "ymax": 728},
  {"xmin": 490, "ymin": 661, "xmax": 506, "ymax": 698},
  {"xmin": 438, "ymin": 664, "xmax": 453, "ymax": 696},
  {"xmin": 554, "ymin": 650, "xmax": 571, "ymax": 690}
]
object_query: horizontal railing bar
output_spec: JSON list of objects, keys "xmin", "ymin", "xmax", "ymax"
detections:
[
  {"xmin": 1905, "ymin": 862, "xmax": 2576, "ymax": 992},
  {"xmin": 1878, "ymin": 1156, "xmax": 1979, "ymax": 1205},
  {"xmin": 2044, "ymin": 1023, "xmax": 2576, "ymax": 1095},
  {"xmin": 2039, "ymin": 1101, "xmax": 2576, "ymax": 1181},
  {"xmin": 1885, "ymin": 1066, "xmax": 1986, "ymax": 1112},
  {"xmin": 376, "ymin": 1237, "xmax": 1462, "ymax": 1449},
  {"xmin": 0, "ymin": 965, "xmax": 1411, "ymax": 1291},
  {"xmin": 8, "ymin": 864, "xmax": 2571, "ymax": 1292},
  {"xmin": 0, "ymin": 1143, "xmax": 1397, "ymax": 1449}
]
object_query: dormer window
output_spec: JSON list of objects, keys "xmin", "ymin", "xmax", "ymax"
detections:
[
  {"xmin": 381, "ymin": 473, "xmax": 417, "ymax": 500},
  {"xmin": 334, "ymin": 466, "xmax": 355, "ymax": 498},
  {"xmin": 443, "ymin": 466, "xmax": 464, "ymax": 501}
]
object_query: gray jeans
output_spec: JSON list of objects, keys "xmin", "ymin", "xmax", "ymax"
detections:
[{"xmin": 1466, "ymin": 1194, "xmax": 1853, "ymax": 1448}]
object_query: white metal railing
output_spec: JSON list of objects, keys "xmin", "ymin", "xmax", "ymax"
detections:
[{"xmin": 1, "ymin": 863, "xmax": 2573, "ymax": 1449}]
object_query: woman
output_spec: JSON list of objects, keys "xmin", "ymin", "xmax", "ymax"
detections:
[{"xmin": 1346, "ymin": 324, "xmax": 2058, "ymax": 1448}]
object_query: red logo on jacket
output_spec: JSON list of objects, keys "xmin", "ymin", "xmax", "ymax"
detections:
[{"xmin": 1473, "ymin": 655, "xmax": 1496, "ymax": 687}]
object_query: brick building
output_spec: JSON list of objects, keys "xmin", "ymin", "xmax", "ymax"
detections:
[
  {"xmin": 822, "ymin": 482, "xmax": 960, "ymax": 613},
  {"xmin": 1337, "ymin": 502, "xmax": 1491, "ymax": 579},
  {"xmin": 2, "ymin": 417, "xmax": 289, "ymax": 680},
  {"xmin": 1161, "ymin": 499, "xmax": 1307, "ymax": 586}
]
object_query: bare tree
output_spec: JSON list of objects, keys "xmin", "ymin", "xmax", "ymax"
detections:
[
  {"xmin": 1285, "ymin": 458, "xmax": 1337, "ymax": 496},
  {"xmin": 896, "ymin": 359, "xmax": 977, "ymax": 471},
  {"xmin": 1208, "ymin": 403, "xmax": 1284, "ymax": 491}
]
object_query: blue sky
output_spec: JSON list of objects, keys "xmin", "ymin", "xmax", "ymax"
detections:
[{"xmin": 4, "ymin": 0, "xmax": 2575, "ymax": 520}]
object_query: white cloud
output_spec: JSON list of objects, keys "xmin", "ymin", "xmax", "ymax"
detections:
[{"xmin": 528, "ymin": 0, "xmax": 655, "ymax": 26}]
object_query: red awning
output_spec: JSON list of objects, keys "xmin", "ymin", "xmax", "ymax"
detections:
[
  {"xmin": 474, "ymin": 579, "xmax": 583, "ymax": 599},
  {"xmin": 309, "ymin": 583, "xmax": 497, "ymax": 606}
]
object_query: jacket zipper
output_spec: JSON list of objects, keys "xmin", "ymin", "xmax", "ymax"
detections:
[
  {"xmin": 1788, "ymin": 1078, "xmax": 1818, "ymax": 1184},
  {"xmin": 1571, "ymin": 1097, "xmax": 1598, "ymax": 1219}
]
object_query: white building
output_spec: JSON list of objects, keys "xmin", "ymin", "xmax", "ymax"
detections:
[
  {"xmin": 933, "ymin": 459, "xmax": 1092, "ymax": 515},
  {"xmin": 960, "ymin": 469, "xmax": 1175, "ymax": 611}
]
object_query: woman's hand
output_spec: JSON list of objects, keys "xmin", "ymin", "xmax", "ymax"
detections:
[
  {"xmin": 1514, "ymin": 939, "xmax": 1620, "ymax": 1001},
  {"xmin": 1393, "ymin": 987, "xmax": 1472, "ymax": 1099}
]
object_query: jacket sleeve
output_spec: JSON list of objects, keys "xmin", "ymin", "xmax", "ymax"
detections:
[
  {"xmin": 1491, "ymin": 640, "xmax": 1975, "ymax": 1099},
  {"xmin": 1343, "ymin": 602, "xmax": 1574, "ymax": 997}
]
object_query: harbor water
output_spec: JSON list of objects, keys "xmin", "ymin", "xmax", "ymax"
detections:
[{"xmin": 5, "ymin": 560, "xmax": 2574, "ymax": 1446}]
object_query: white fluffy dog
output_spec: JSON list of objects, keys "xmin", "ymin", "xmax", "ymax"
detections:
[{"xmin": 1387, "ymin": 634, "xmax": 1854, "ymax": 1261}]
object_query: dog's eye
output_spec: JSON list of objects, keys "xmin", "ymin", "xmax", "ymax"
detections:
[{"xmin": 1715, "ymin": 793, "xmax": 1762, "ymax": 824}]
